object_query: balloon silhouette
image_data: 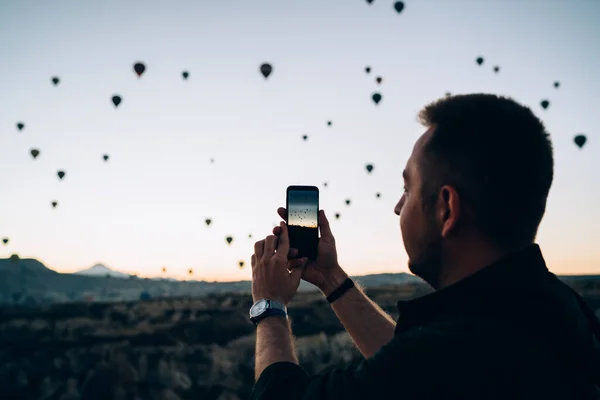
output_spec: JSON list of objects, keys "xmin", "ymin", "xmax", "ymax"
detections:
[
  {"xmin": 365, "ymin": 66, "xmax": 371, "ymax": 74},
  {"xmin": 372, "ymin": 92, "xmax": 382, "ymax": 105},
  {"xmin": 376, "ymin": 76, "xmax": 383, "ymax": 84},
  {"xmin": 112, "ymin": 95, "xmax": 122, "ymax": 108},
  {"xmin": 51, "ymin": 77, "xmax": 60, "ymax": 86},
  {"xmin": 345, "ymin": 199, "xmax": 351, "ymax": 205},
  {"xmin": 394, "ymin": 1, "xmax": 404, "ymax": 13},
  {"xmin": 376, "ymin": 192, "xmax": 381, "ymax": 198},
  {"xmin": 205, "ymin": 218, "xmax": 212, "ymax": 226},
  {"xmin": 182, "ymin": 71, "xmax": 189, "ymax": 80},
  {"xmin": 365, "ymin": 164, "xmax": 374, "ymax": 174},
  {"xmin": 133, "ymin": 62, "xmax": 146, "ymax": 77},
  {"xmin": 188, "ymin": 268, "xmax": 193, "ymax": 275},
  {"xmin": 10, "ymin": 254, "xmax": 19, "ymax": 264},
  {"xmin": 493, "ymin": 66, "xmax": 500, "ymax": 73},
  {"xmin": 2, "ymin": 238, "xmax": 8, "ymax": 245},
  {"xmin": 476, "ymin": 57, "xmax": 484, "ymax": 66},
  {"xmin": 540, "ymin": 100, "xmax": 550, "ymax": 110},
  {"xmin": 57, "ymin": 170, "xmax": 65, "ymax": 180},
  {"xmin": 366, "ymin": 0, "xmax": 374, "ymax": 4},
  {"xmin": 51, "ymin": 201, "xmax": 58, "ymax": 209},
  {"xmin": 103, "ymin": 155, "xmax": 109, "ymax": 162},
  {"xmin": 162, "ymin": 267, "xmax": 166, "ymax": 273},
  {"xmin": 30, "ymin": 149, "xmax": 40, "ymax": 159},
  {"xmin": 335, "ymin": 213, "xmax": 340, "ymax": 219},
  {"xmin": 554, "ymin": 81, "xmax": 560, "ymax": 89},
  {"xmin": 248, "ymin": 233, "xmax": 252, "ymax": 238},
  {"xmin": 260, "ymin": 63, "xmax": 272, "ymax": 79},
  {"xmin": 323, "ymin": 182, "xmax": 328, "ymax": 187},
  {"xmin": 226, "ymin": 236, "xmax": 233, "ymax": 245},
  {"xmin": 302, "ymin": 135, "xmax": 308, "ymax": 141},
  {"xmin": 16, "ymin": 122, "xmax": 24, "ymax": 131},
  {"xmin": 238, "ymin": 261, "xmax": 245, "ymax": 268},
  {"xmin": 574, "ymin": 135, "xmax": 587, "ymax": 149},
  {"xmin": 445, "ymin": 92, "xmax": 452, "ymax": 97},
  {"xmin": 327, "ymin": 121, "xmax": 332, "ymax": 127}
]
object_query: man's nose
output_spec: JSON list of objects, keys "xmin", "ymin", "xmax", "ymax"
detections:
[{"xmin": 394, "ymin": 195, "xmax": 405, "ymax": 215}]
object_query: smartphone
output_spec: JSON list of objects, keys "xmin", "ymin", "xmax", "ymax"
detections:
[{"xmin": 286, "ymin": 185, "xmax": 319, "ymax": 260}]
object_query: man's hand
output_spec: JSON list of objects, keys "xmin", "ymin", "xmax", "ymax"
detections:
[
  {"xmin": 273, "ymin": 208, "xmax": 348, "ymax": 296},
  {"xmin": 252, "ymin": 222, "xmax": 306, "ymax": 305}
]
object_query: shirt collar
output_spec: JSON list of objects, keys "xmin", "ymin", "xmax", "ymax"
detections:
[{"xmin": 396, "ymin": 244, "xmax": 548, "ymax": 322}]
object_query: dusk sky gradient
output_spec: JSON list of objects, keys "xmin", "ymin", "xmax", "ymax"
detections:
[{"xmin": 0, "ymin": 0, "xmax": 599, "ymax": 281}]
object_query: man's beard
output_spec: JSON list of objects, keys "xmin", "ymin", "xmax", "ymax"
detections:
[{"xmin": 408, "ymin": 232, "xmax": 444, "ymax": 289}]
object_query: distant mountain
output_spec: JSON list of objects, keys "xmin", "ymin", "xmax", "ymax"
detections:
[{"xmin": 74, "ymin": 264, "xmax": 130, "ymax": 279}]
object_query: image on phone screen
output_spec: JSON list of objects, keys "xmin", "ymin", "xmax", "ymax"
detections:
[{"xmin": 286, "ymin": 186, "xmax": 319, "ymax": 260}]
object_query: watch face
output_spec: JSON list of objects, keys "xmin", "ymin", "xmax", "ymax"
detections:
[{"xmin": 250, "ymin": 300, "xmax": 268, "ymax": 318}]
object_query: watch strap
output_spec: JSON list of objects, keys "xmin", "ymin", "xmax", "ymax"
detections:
[
  {"xmin": 251, "ymin": 307, "xmax": 287, "ymax": 326},
  {"xmin": 326, "ymin": 278, "xmax": 355, "ymax": 303}
]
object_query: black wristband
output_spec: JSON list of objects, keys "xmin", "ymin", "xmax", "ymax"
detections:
[{"xmin": 326, "ymin": 278, "xmax": 354, "ymax": 303}]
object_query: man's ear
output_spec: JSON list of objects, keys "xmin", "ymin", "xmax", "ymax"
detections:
[{"xmin": 437, "ymin": 185, "xmax": 460, "ymax": 238}]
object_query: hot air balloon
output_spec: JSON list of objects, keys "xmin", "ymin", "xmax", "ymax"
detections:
[
  {"xmin": 205, "ymin": 218, "xmax": 212, "ymax": 226},
  {"xmin": 327, "ymin": 121, "xmax": 332, "ymax": 127},
  {"xmin": 112, "ymin": 95, "xmax": 122, "ymax": 108},
  {"xmin": 260, "ymin": 63, "xmax": 272, "ymax": 79},
  {"xmin": 2, "ymin": 238, "xmax": 8, "ymax": 245},
  {"xmin": 188, "ymin": 268, "xmax": 193, "ymax": 275},
  {"xmin": 394, "ymin": 1, "xmax": 404, "ymax": 13},
  {"xmin": 445, "ymin": 92, "xmax": 452, "ymax": 97},
  {"xmin": 210, "ymin": 158, "xmax": 214, "ymax": 164},
  {"xmin": 51, "ymin": 201, "xmax": 58, "ymax": 208},
  {"xmin": 365, "ymin": 66, "xmax": 371, "ymax": 74},
  {"xmin": 324, "ymin": 182, "xmax": 328, "ymax": 187},
  {"xmin": 476, "ymin": 57, "xmax": 484, "ymax": 66},
  {"xmin": 540, "ymin": 100, "xmax": 550, "ymax": 110},
  {"xmin": 366, "ymin": 0, "xmax": 374, "ymax": 4},
  {"xmin": 51, "ymin": 77, "xmax": 60, "ymax": 86},
  {"xmin": 376, "ymin": 76, "xmax": 383, "ymax": 84},
  {"xmin": 365, "ymin": 164, "xmax": 374, "ymax": 174},
  {"xmin": 16, "ymin": 122, "xmax": 24, "ymax": 131},
  {"xmin": 238, "ymin": 261, "xmax": 245, "ymax": 269},
  {"xmin": 133, "ymin": 62, "xmax": 146, "ymax": 77},
  {"xmin": 574, "ymin": 135, "xmax": 587, "ymax": 149},
  {"xmin": 30, "ymin": 149, "xmax": 40, "ymax": 159},
  {"xmin": 226, "ymin": 236, "xmax": 233, "ymax": 245},
  {"xmin": 10, "ymin": 254, "xmax": 19, "ymax": 264},
  {"xmin": 103, "ymin": 155, "xmax": 109, "ymax": 162},
  {"xmin": 554, "ymin": 81, "xmax": 560, "ymax": 89},
  {"xmin": 376, "ymin": 193, "xmax": 381, "ymax": 198},
  {"xmin": 345, "ymin": 199, "xmax": 351, "ymax": 206},
  {"xmin": 335, "ymin": 213, "xmax": 340, "ymax": 219},
  {"xmin": 302, "ymin": 135, "xmax": 308, "ymax": 141},
  {"xmin": 493, "ymin": 66, "xmax": 500, "ymax": 73},
  {"xmin": 248, "ymin": 233, "xmax": 252, "ymax": 239},
  {"xmin": 182, "ymin": 71, "xmax": 189, "ymax": 80},
  {"xmin": 372, "ymin": 92, "xmax": 382, "ymax": 105},
  {"xmin": 57, "ymin": 170, "xmax": 65, "ymax": 180}
]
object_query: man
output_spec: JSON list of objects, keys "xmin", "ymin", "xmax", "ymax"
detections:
[{"xmin": 249, "ymin": 94, "xmax": 600, "ymax": 399}]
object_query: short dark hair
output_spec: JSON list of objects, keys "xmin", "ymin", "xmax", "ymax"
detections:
[{"xmin": 418, "ymin": 93, "xmax": 554, "ymax": 247}]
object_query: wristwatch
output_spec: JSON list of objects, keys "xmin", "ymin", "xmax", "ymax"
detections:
[{"xmin": 249, "ymin": 299, "xmax": 287, "ymax": 326}]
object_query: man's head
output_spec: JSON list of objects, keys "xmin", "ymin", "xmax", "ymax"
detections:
[{"xmin": 394, "ymin": 94, "xmax": 554, "ymax": 288}]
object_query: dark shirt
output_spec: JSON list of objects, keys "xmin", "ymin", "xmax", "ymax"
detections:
[{"xmin": 249, "ymin": 245, "xmax": 600, "ymax": 399}]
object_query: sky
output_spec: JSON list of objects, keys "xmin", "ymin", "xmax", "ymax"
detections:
[
  {"xmin": 288, "ymin": 189, "xmax": 319, "ymax": 228},
  {"xmin": 0, "ymin": 0, "xmax": 599, "ymax": 281}
]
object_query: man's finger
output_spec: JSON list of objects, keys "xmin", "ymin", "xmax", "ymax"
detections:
[
  {"xmin": 251, "ymin": 254, "xmax": 256, "ymax": 268},
  {"xmin": 276, "ymin": 222, "xmax": 290, "ymax": 257},
  {"xmin": 272, "ymin": 226, "xmax": 282, "ymax": 236},
  {"xmin": 288, "ymin": 248, "xmax": 298, "ymax": 258},
  {"xmin": 288, "ymin": 257, "xmax": 307, "ymax": 270},
  {"xmin": 277, "ymin": 207, "xmax": 287, "ymax": 221},
  {"xmin": 319, "ymin": 210, "xmax": 334, "ymax": 240},
  {"xmin": 254, "ymin": 240, "xmax": 265, "ymax": 261},
  {"xmin": 263, "ymin": 235, "xmax": 277, "ymax": 260},
  {"xmin": 290, "ymin": 264, "xmax": 305, "ymax": 285}
]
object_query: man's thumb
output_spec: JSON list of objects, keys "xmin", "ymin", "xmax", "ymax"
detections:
[{"xmin": 319, "ymin": 210, "xmax": 334, "ymax": 239}]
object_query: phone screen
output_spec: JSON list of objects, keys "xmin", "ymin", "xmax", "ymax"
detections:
[{"xmin": 286, "ymin": 186, "xmax": 319, "ymax": 260}]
